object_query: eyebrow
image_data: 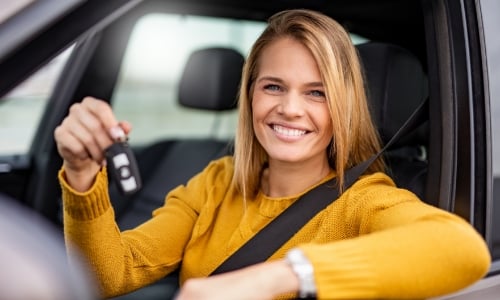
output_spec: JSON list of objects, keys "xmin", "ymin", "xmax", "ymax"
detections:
[
  {"xmin": 256, "ymin": 76, "xmax": 324, "ymax": 88},
  {"xmin": 256, "ymin": 76, "xmax": 284, "ymax": 84}
]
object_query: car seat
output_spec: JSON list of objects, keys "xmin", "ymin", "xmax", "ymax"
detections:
[
  {"xmin": 109, "ymin": 47, "xmax": 245, "ymax": 230},
  {"xmin": 356, "ymin": 42, "xmax": 429, "ymax": 201}
]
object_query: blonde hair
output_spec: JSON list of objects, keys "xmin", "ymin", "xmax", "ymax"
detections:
[{"xmin": 232, "ymin": 9, "xmax": 385, "ymax": 198}]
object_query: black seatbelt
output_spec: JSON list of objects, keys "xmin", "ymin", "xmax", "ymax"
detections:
[{"xmin": 211, "ymin": 98, "xmax": 429, "ymax": 275}]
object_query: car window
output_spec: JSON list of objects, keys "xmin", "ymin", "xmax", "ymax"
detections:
[
  {"xmin": 111, "ymin": 13, "xmax": 266, "ymax": 146},
  {"xmin": 479, "ymin": 0, "xmax": 500, "ymax": 261},
  {"xmin": 0, "ymin": 46, "xmax": 73, "ymax": 156},
  {"xmin": 112, "ymin": 13, "xmax": 369, "ymax": 147}
]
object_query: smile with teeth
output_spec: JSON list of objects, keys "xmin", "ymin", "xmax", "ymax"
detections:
[{"xmin": 272, "ymin": 124, "xmax": 307, "ymax": 136}]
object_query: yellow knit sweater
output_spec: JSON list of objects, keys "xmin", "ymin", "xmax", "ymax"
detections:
[{"xmin": 60, "ymin": 156, "xmax": 491, "ymax": 299}]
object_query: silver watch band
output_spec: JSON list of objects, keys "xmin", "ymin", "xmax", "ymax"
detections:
[{"xmin": 286, "ymin": 248, "xmax": 317, "ymax": 298}]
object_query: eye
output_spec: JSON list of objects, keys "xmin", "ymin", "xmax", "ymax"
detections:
[
  {"xmin": 263, "ymin": 84, "xmax": 282, "ymax": 92},
  {"xmin": 308, "ymin": 90, "xmax": 326, "ymax": 99}
]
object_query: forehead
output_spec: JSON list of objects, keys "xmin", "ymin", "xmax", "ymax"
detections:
[
  {"xmin": 259, "ymin": 37, "xmax": 311, "ymax": 61},
  {"xmin": 256, "ymin": 37, "xmax": 322, "ymax": 81}
]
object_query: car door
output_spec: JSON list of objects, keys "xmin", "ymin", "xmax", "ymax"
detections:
[
  {"xmin": 478, "ymin": 0, "xmax": 500, "ymax": 277},
  {"xmin": 427, "ymin": 0, "xmax": 500, "ymax": 298}
]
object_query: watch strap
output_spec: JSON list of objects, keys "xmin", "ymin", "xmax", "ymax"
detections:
[{"xmin": 286, "ymin": 248, "xmax": 317, "ymax": 298}]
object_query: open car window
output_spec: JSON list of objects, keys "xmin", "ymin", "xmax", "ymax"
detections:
[{"xmin": 112, "ymin": 13, "xmax": 266, "ymax": 146}]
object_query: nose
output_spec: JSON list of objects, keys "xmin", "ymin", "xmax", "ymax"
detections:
[{"xmin": 277, "ymin": 91, "xmax": 305, "ymax": 118}]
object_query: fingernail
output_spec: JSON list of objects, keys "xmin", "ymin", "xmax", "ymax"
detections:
[{"xmin": 109, "ymin": 126, "xmax": 126, "ymax": 141}]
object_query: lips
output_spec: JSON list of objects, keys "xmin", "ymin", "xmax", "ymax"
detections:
[{"xmin": 271, "ymin": 124, "xmax": 308, "ymax": 137}]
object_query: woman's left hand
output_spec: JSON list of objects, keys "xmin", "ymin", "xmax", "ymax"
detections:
[{"xmin": 174, "ymin": 260, "xmax": 299, "ymax": 300}]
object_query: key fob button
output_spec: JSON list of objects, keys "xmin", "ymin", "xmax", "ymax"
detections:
[
  {"xmin": 120, "ymin": 167, "xmax": 131, "ymax": 178},
  {"xmin": 113, "ymin": 153, "xmax": 130, "ymax": 168},
  {"xmin": 121, "ymin": 177, "xmax": 137, "ymax": 192}
]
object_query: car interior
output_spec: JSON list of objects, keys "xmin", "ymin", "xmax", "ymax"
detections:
[
  {"xmin": 110, "ymin": 46, "xmax": 245, "ymax": 230},
  {"xmin": 1, "ymin": 0, "xmax": 499, "ymax": 299},
  {"xmin": 87, "ymin": 3, "xmax": 429, "ymax": 296},
  {"xmin": 0, "ymin": 0, "xmax": 432, "ymax": 229}
]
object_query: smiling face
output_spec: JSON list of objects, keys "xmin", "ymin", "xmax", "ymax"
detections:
[{"xmin": 252, "ymin": 37, "xmax": 333, "ymax": 169}]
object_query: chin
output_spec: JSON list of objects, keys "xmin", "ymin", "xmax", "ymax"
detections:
[{"xmin": 268, "ymin": 153, "xmax": 309, "ymax": 164}]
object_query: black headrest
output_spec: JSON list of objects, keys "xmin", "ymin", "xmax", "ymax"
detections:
[
  {"xmin": 356, "ymin": 42, "xmax": 428, "ymax": 147},
  {"xmin": 178, "ymin": 47, "xmax": 244, "ymax": 111}
]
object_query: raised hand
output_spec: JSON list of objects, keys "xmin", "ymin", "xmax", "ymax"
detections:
[{"xmin": 54, "ymin": 96, "xmax": 131, "ymax": 192}]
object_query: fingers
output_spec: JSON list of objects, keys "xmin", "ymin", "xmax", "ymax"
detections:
[
  {"xmin": 54, "ymin": 125, "xmax": 91, "ymax": 161},
  {"xmin": 59, "ymin": 115, "xmax": 106, "ymax": 162},
  {"xmin": 69, "ymin": 99, "xmax": 115, "ymax": 161},
  {"xmin": 81, "ymin": 96, "xmax": 120, "ymax": 131}
]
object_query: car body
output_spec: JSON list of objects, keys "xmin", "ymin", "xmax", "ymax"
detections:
[{"xmin": 0, "ymin": 0, "xmax": 499, "ymax": 299}]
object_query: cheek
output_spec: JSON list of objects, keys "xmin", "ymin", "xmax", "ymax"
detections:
[
  {"xmin": 251, "ymin": 90, "xmax": 269, "ymax": 121},
  {"xmin": 316, "ymin": 105, "xmax": 332, "ymax": 129}
]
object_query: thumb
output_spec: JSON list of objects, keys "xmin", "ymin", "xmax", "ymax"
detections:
[
  {"xmin": 108, "ymin": 121, "xmax": 132, "ymax": 140},
  {"xmin": 118, "ymin": 121, "xmax": 132, "ymax": 136}
]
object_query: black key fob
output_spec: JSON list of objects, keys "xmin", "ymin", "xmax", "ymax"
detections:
[{"xmin": 105, "ymin": 141, "xmax": 142, "ymax": 196}]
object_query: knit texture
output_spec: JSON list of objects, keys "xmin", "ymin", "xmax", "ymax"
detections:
[{"xmin": 60, "ymin": 156, "xmax": 491, "ymax": 299}]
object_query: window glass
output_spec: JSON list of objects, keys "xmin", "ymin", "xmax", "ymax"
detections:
[
  {"xmin": 112, "ymin": 13, "xmax": 266, "ymax": 146},
  {"xmin": 0, "ymin": 47, "xmax": 73, "ymax": 155},
  {"xmin": 479, "ymin": 0, "xmax": 500, "ymax": 260}
]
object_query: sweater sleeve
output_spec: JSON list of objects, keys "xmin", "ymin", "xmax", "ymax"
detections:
[
  {"xmin": 299, "ymin": 173, "xmax": 491, "ymax": 299},
  {"xmin": 60, "ymin": 166, "xmax": 204, "ymax": 298}
]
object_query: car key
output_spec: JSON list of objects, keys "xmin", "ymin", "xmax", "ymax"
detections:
[{"xmin": 105, "ymin": 128, "xmax": 142, "ymax": 196}]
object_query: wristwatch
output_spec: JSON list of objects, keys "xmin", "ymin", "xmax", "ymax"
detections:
[{"xmin": 286, "ymin": 248, "xmax": 317, "ymax": 298}]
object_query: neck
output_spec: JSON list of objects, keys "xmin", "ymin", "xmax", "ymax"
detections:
[{"xmin": 261, "ymin": 158, "xmax": 331, "ymax": 197}]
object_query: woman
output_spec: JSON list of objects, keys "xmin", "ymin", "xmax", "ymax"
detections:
[{"xmin": 55, "ymin": 9, "xmax": 491, "ymax": 300}]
